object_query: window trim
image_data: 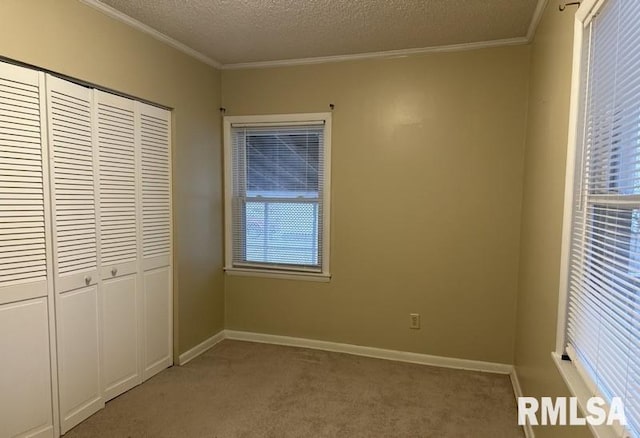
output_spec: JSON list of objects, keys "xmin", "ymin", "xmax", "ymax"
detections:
[
  {"xmin": 555, "ymin": 1, "xmax": 633, "ymax": 437},
  {"xmin": 222, "ymin": 112, "xmax": 332, "ymax": 280}
]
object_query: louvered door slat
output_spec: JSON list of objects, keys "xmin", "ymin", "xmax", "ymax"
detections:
[
  {"xmin": 138, "ymin": 104, "xmax": 171, "ymax": 269},
  {"xmin": 0, "ymin": 120, "xmax": 41, "ymax": 134},
  {"xmin": 0, "ymin": 252, "xmax": 45, "ymax": 263},
  {"xmin": 0, "ymin": 185, "xmax": 44, "ymax": 193},
  {"xmin": 96, "ymin": 91, "xmax": 137, "ymax": 268},
  {"xmin": 0, "ymin": 158, "xmax": 42, "ymax": 170},
  {"xmin": 47, "ymin": 75, "xmax": 99, "ymax": 287},
  {"xmin": 0, "ymin": 110, "xmax": 40, "ymax": 124},
  {"xmin": 0, "ymin": 100, "xmax": 40, "ymax": 115},
  {"xmin": 0, "ymin": 65, "xmax": 48, "ymax": 296},
  {"xmin": 0, "ymin": 144, "xmax": 41, "ymax": 157}
]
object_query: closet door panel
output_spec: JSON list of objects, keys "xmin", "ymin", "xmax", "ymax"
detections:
[
  {"xmin": 143, "ymin": 266, "xmax": 172, "ymax": 380},
  {"xmin": 0, "ymin": 62, "xmax": 55, "ymax": 438},
  {"xmin": 138, "ymin": 102, "xmax": 172, "ymax": 380},
  {"xmin": 0, "ymin": 298, "xmax": 54, "ymax": 438},
  {"xmin": 102, "ymin": 274, "xmax": 140, "ymax": 400},
  {"xmin": 46, "ymin": 75, "xmax": 98, "ymax": 293},
  {"xmin": 57, "ymin": 285, "xmax": 103, "ymax": 434},
  {"xmin": 0, "ymin": 63, "xmax": 48, "ymax": 305},
  {"xmin": 95, "ymin": 90, "xmax": 142, "ymax": 400},
  {"xmin": 138, "ymin": 102, "xmax": 171, "ymax": 271},
  {"xmin": 46, "ymin": 75, "xmax": 103, "ymax": 433}
]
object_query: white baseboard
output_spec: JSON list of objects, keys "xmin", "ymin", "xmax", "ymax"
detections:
[
  {"xmin": 180, "ymin": 329, "xmax": 515, "ymax": 375},
  {"xmin": 224, "ymin": 329, "xmax": 514, "ymax": 374},
  {"xmin": 178, "ymin": 329, "xmax": 225, "ymax": 365},
  {"xmin": 510, "ymin": 367, "xmax": 535, "ymax": 438}
]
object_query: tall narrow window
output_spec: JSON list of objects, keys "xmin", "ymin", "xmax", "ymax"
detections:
[
  {"xmin": 224, "ymin": 114, "xmax": 331, "ymax": 278},
  {"xmin": 559, "ymin": 0, "xmax": 640, "ymax": 436}
]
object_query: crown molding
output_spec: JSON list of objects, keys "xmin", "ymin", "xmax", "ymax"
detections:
[
  {"xmin": 526, "ymin": 0, "xmax": 549, "ymax": 42},
  {"xmin": 79, "ymin": 0, "xmax": 222, "ymax": 69},
  {"xmin": 221, "ymin": 37, "xmax": 529, "ymax": 70},
  {"xmin": 80, "ymin": 0, "xmax": 546, "ymax": 71}
]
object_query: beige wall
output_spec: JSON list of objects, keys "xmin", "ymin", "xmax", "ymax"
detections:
[
  {"xmin": 514, "ymin": 1, "xmax": 590, "ymax": 437},
  {"xmin": 0, "ymin": 0, "xmax": 225, "ymax": 356},
  {"xmin": 222, "ymin": 46, "xmax": 530, "ymax": 364}
]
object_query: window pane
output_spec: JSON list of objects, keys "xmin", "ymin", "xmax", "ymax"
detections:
[
  {"xmin": 245, "ymin": 201, "xmax": 319, "ymax": 266},
  {"xmin": 246, "ymin": 131, "xmax": 320, "ymax": 195}
]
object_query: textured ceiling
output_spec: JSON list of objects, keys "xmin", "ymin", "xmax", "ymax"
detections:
[{"xmin": 98, "ymin": 0, "xmax": 539, "ymax": 66}]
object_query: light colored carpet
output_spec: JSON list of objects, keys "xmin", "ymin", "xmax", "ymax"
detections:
[{"xmin": 65, "ymin": 340, "xmax": 524, "ymax": 437}]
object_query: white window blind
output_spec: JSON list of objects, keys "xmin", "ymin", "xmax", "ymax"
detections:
[
  {"xmin": 565, "ymin": 0, "xmax": 640, "ymax": 435},
  {"xmin": 228, "ymin": 119, "xmax": 328, "ymax": 273}
]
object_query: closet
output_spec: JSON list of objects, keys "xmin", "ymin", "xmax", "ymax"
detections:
[{"xmin": 0, "ymin": 60, "xmax": 173, "ymax": 437}]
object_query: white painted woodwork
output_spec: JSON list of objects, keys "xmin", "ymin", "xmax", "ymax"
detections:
[
  {"xmin": 143, "ymin": 266, "xmax": 172, "ymax": 380},
  {"xmin": 102, "ymin": 274, "xmax": 141, "ymax": 400},
  {"xmin": 57, "ymin": 285, "xmax": 103, "ymax": 434},
  {"xmin": 46, "ymin": 75, "xmax": 99, "ymax": 293},
  {"xmin": 0, "ymin": 298, "xmax": 54, "ymax": 438}
]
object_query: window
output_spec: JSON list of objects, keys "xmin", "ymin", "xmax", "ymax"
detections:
[
  {"xmin": 557, "ymin": 0, "xmax": 640, "ymax": 436},
  {"xmin": 223, "ymin": 113, "xmax": 331, "ymax": 279}
]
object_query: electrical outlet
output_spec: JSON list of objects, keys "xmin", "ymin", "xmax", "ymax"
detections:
[{"xmin": 410, "ymin": 313, "xmax": 420, "ymax": 329}]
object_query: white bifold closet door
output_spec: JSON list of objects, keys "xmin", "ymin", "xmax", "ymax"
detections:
[
  {"xmin": 0, "ymin": 62, "xmax": 56, "ymax": 438},
  {"xmin": 46, "ymin": 74, "xmax": 103, "ymax": 434},
  {"xmin": 1, "ymin": 61, "xmax": 173, "ymax": 435},
  {"xmin": 137, "ymin": 102, "xmax": 172, "ymax": 380},
  {"xmin": 95, "ymin": 90, "xmax": 143, "ymax": 402}
]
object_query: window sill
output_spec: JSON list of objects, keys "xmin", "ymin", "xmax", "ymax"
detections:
[
  {"xmin": 551, "ymin": 352, "xmax": 626, "ymax": 438},
  {"xmin": 224, "ymin": 267, "xmax": 331, "ymax": 282}
]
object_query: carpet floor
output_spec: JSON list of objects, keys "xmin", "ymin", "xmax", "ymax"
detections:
[{"xmin": 65, "ymin": 340, "xmax": 524, "ymax": 437}]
